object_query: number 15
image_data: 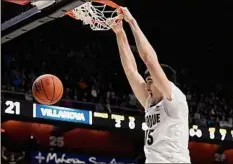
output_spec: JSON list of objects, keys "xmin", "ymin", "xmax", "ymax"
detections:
[{"xmin": 145, "ymin": 129, "xmax": 154, "ymax": 145}]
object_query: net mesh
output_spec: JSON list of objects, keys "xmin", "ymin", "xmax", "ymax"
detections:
[{"xmin": 66, "ymin": 1, "xmax": 119, "ymax": 31}]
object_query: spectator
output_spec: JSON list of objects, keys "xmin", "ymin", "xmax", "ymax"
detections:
[
  {"xmin": 1, "ymin": 32, "xmax": 232, "ymax": 127},
  {"xmin": 128, "ymin": 93, "xmax": 137, "ymax": 108},
  {"xmin": 91, "ymin": 85, "xmax": 98, "ymax": 103}
]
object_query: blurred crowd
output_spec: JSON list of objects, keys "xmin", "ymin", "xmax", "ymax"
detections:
[
  {"xmin": 2, "ymin": 19, "xmax": 233, "ymax": 128},
  {"xmin": 183, "ymin": 84, "xmax": 233, "ymax": 128},
  {"xmin": 2, "ymin": 41, "xmax": 140, "ymax": 111}
]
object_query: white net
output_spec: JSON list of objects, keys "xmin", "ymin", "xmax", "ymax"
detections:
[{"xmin": 67, "ymin": 1, "xmax": 119, "ymax": 31}]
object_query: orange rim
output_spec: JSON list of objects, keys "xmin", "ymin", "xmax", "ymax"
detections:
[
  {"xmin": 65, "ymin": 10, "xmax": 77, "ymax": 19},
  {"xmin": 64, "ymin": 0, "xmax": 120, "ymax": 23},
  {"xmin": 92, "ymin": 0, "xmax": 120, "ymax": 8}
]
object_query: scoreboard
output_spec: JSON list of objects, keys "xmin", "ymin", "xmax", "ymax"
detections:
[
  {"xmin": 2, "ymin": 99, "xmax": 233, "ymax": 142},
  {"xmin": 3, "ymin": 100, "xmax": 33, "ymax": 118},
  {"xmin": 1, "ymin": 99, "xmax": 143, "ymax": 130}
]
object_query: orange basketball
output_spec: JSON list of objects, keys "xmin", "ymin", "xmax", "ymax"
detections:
[{"xmin": 32, "ymin": 74, "xmax": 63, "ymax": 105}]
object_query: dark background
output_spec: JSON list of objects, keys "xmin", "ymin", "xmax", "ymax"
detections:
[{"xmin": 1, "ymin": 0, "xmax": 233, "ymax": 163}]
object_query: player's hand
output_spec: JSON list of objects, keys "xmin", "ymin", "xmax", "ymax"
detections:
[
  {"xmin": 120, "ymin": 7, "xmax": 134, "ymax": 23},
  {"xmin": 107, "ymin": 14, "xmax": 124, "ymax": 34}
]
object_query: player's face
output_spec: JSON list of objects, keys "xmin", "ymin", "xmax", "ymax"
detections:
[
  {"xmin": 146, "ymin": 76, "xmax": 156, "ymax": 95},
  {"xmin": 146, "ymin": 76, "xmax": 163, "ymax": 103}
]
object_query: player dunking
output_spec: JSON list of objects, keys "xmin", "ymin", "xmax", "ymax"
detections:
[{"xmin": 108, "ymin": 8, "xmax": 191, "ymax": 163}]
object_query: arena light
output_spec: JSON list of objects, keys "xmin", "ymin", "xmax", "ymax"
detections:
[
  {"xmin": 111, "ymin": 114, "xmax": 125, "ymax": 128},
  {"xmin": 93, "ymin": 112, "xmax": 108, "ymax": 119},
  {"xmin": 192, "ymin": 125, "xmax": 198, "ymax": 129},
  {"xmin": 128, "ymin": 116, "xmax": 135, "ymax": 129},
  {"xmin": 142, "ymin": 122, "xmax": 148, "ymax": 131},
  {"xmin": 189, "ymin": 128, "xmax": 195, "ymax": 137},
  {"xmin": 208, "ymin": 127, "xmax": 216, "ymax": 139},
  {"xmin": 189, "ymin": 125, "xmax": 202, "ymax": 138},
  {"xmin": 219, "ymin": 129, "xmax": 227, "ymax": 141},
  {"xmin": 196, "ymin": 129, "xmax": 202, "ymax": 138}
]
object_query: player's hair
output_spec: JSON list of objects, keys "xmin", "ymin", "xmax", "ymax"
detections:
[{"xmin": 144, "ymin": 64, "xmax": 177, "ymax": 84}]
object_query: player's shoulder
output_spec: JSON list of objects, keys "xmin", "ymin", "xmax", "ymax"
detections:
[
  {"xmin": 170, "ymin": 82, "xmax": 186, "ymax": 102},
  {"xmin": 166, "ymin": 82, "xmax": 187, "ymax": 104},
  {"xmin": 164, "ymin": 82, "xmax": 189, "ymax": 117}
]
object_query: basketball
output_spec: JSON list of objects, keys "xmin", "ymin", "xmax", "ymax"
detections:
[{"xmin": 32, "ymin": 74, "xmax": 63, "ymax": 105}]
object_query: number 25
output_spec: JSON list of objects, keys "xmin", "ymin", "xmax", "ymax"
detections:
[
  {"xmin": 5, "ymin": 100, "xmax": 20, "ymax": 115},
  {"xmin": 49, "ymin": 136, "xmax": 64, "ymax": 147}
]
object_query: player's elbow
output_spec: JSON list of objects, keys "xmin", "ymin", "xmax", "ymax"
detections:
[
  {"xmin": 123, "ymin": 62, "xmax": 138, "ymax": 73},
  {"xmin": 144, "ymin": 55, "xmax": 159, "ymax": 71},
  {"xmin": 136, "ymin": 40, "xmax": 157, "ymax": 59},
  {"xmin": 124, "ymin": 67, "xmax": 138, "ymax": 77}
]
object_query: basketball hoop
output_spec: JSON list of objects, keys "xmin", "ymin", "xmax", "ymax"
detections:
[{"xmin": 65, "ymin": 0, "xmax": 121, "ymax": 31}]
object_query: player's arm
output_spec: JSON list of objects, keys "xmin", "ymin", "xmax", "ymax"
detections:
[
  {"xmin": 116, "ymin": 29, "xmax": 149, "ymax": 108},
  {"xmin": 108, "ymin": 17, "xmax": 148, "ymax": 108},
  {"xmin": 122, "ymin": 7, "xmax": 172, "ymax": 100}
]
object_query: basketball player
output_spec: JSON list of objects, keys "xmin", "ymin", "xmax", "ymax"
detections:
[{"xmin": 108, "ymin": 7, "xmax": 191, "ymax": 163}]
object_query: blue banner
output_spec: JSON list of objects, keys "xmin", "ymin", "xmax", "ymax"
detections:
[
  {"xmin": 33, "ymin": 104, "xmax": 92, "ymax": 125},
  {"xmin": 31, "ymin": 151, "xmax": 136, "ymax": 164}
]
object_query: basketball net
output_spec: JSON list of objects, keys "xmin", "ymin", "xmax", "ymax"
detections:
[{"xmin": 65, "ymin": 0, "xmax": 120, "ymax": 31}]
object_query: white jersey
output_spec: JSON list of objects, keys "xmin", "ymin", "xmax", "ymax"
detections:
[{"xmin": 144, "ymin": 82, "xmax": 191, "ymax": 163}]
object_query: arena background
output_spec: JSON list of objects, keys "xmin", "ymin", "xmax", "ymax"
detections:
[{"xmin": 1, "ymin": 0, "xmax": 233, "ymax": 164}]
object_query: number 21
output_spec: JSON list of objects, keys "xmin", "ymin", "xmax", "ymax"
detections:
[{"xmin": 5, "ymin": 100, "xmax": 20, "ymax": 115}]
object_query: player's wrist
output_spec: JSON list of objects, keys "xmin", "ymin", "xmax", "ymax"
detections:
[
  {"xmin": 127, "ymin": 18, "xmax": 136, "ymax": 25},
  {"xmin": 115, "ymin": 29, "xmax": 125, "ymax": 35}
]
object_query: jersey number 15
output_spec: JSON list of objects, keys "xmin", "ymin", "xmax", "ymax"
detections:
[{"xmin": 145, "ymin": 129, "xmax": 154, "ymax": 145}]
